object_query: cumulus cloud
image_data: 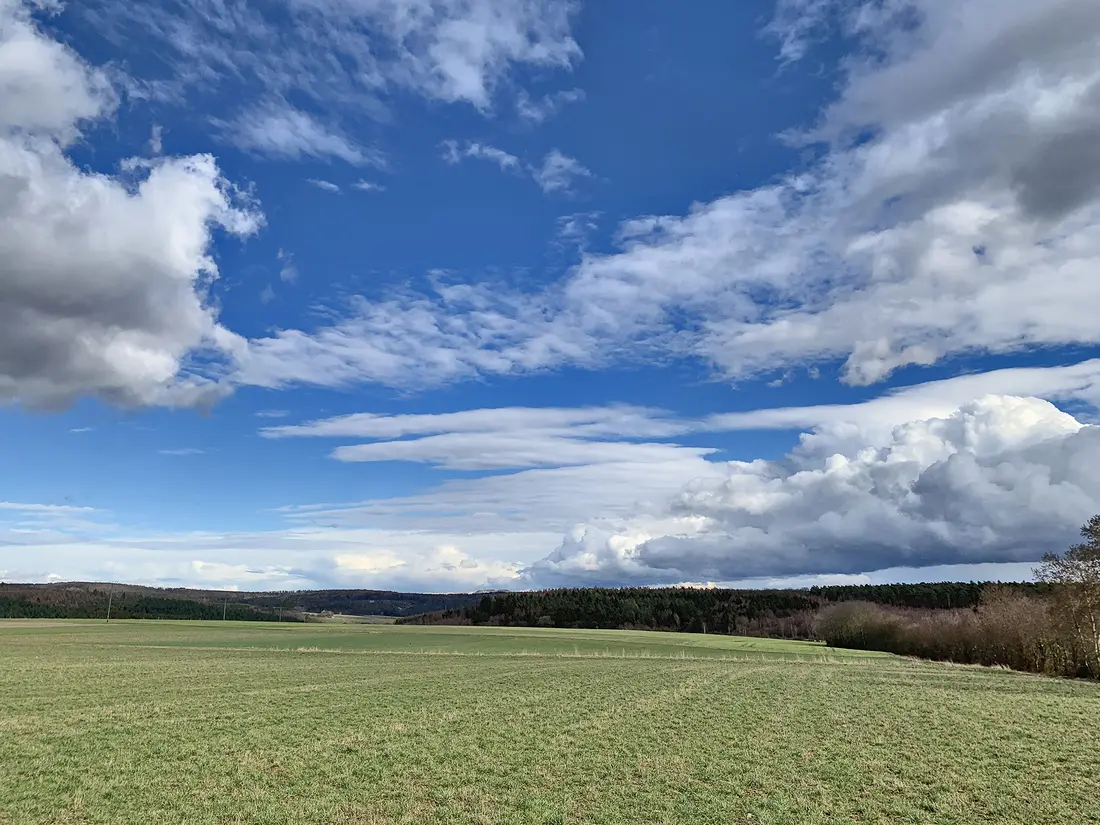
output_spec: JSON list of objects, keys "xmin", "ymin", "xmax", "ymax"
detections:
[
  {"xmin": 526, "ymin": 396, "xmax": 1100, "ymax": 586},
  {"xmin": 233, "ymin": 0, "xmax": 1100, "ymax": 394},
  {"xmin": 0, "ymin": 0, "xmax": 260, "ymax": 409}
]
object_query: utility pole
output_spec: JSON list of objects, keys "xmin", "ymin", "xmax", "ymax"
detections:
[
  {"xmin": 106, "ymin": 588, "xmax": 113, "ymax": 624},
  {"xmin": 223, "ymin": 599, "xmax": 228, "ymax": 621}
]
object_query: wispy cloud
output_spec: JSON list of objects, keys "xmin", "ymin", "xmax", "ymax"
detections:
[
  {"xmin": 307, "ymin": 178, "xmax": 341, "ymax": 193},
  {"xmin": 225, "ymin": 102, "xmax": 385, "ymax": 167},
  {"xmin": 0, "ymin": 502, "xmax": 96, "ymax": 514},
  {"xmin": 516, "ymin": 88, "xmax": 584, "ymax": 123},
  {"xmin": 82, "ymin": 0, "xmax": 582, "ymax": 125},
  {"xmin": 276, "ymin": 249, "xmax": 298, "ymax": 285},
  {"xmin": 441, "ymin": 141, "xmax": 590, "ymax": 194},
  {"xmin": 236, "ymin": 0, "xmax": 1100, "ymax": 396},
  {"xmin": 264, "ymin": 405, "xmax": 697, "ymax": 470},
  {"xmin": 158, "ymin": 448, "xmax": 205, "ymax": 456},
  {"xmin": 352, "ymin": 180, "xmax": 385, "ymax": 192},
  {"xmin": 68, "ymin": 427, "xmax": 94, "ymax": 434},
  {"xmin": 253, "ymin": 409, "xmax": 289, "ymax": 419},
  {"xmin": 531, "ymin": 149, "xmax": 590, "ymax": 193},
  {"xmin": 440, "ymin": 140, "xmax": 521, "ymax": 171}
]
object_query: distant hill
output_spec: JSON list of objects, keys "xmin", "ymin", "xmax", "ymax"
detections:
[{"xmin": 0, "ymin": 582, "xmax": 492, "ymax": 621}]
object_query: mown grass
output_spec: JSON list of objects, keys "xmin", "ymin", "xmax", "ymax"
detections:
[{"xmin": 1, "ymin": 620, "xmax": 1097, "ymax": 825}]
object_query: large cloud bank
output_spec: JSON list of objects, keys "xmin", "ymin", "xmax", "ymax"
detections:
[{"xmin": 527, "ymin": 396, "xmax": 1100, "ymax": 585}]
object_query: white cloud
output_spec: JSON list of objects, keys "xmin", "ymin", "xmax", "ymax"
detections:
[
  {"xmin": 352, "ymin": 179, "xmax": 385, "ymax": 192},
  {"xmin": 515, "ymin": 87, "xmax": 584, "ymax": 123},
  {"xmin": 148, "ymin": 124, "xmax": 163, "ymax": 154},
  {"xmin": 230, "ymin": 0, "xmax": 1100, "ymax": 395},
  {"xmin": 440, "ymin": 141, "xmax": 590, "ymax": 194},
  {"xmin": 265, "ymin": 405, "xmax": 709, "ymax": 472},
  {"xmin": 84, "ymin": 0, "xmax": 581, "ymax": 114},
  {"xmin": 158, "ymin": 448, "xmax": 205, "ymax": 456},
  {"xmin": 234, "ymin": 281, "xmax": 594, "ymax": 390},
  {"xmin": 265, "ymin": 405, "xmax": 721, "ymax": 534},
  {"xmin": 555, "ymin": 211, "xmax": 600, "ymax": 248},
  {"xmin": 0, "ymin": 0, "xmax": 261, "ymax": 409},
  {"xmin": 68, "ymin": 426, "xmax": 94, "ymax": 434},
  {"xmin": 226, "ymin": 102, "xmax": 384, "ymax": 166},
  {"xmin": 706, "ymin": 359, "xmax": 1100, "ymax": 435},
  {"xmin": 331, "ymin": 437, "xmax": 707, "ymax": 471},
  {"xmin": 13, "ymin": 389, "xmax": 1100, "ymax": 590},
  {"xmin": 531, "ymin": 148, "xmax": 589, "ymax": 193},
  {"xmin": 440, "ymin": 139, "xmax": 521, "ymax": 170},
  {"xmin": 263, "ymin": 405, "xmax": 685, "ymax": 440},
  {"xmin": 277, "ymin": 248, "xmax": 299, "ymax": 284},
  {"xmin": 3, "ymin": 516, "xmax": 542, "ymax": 592},
  {"xmin": 0, "ymin": 0, "xmax": 114, "ymax": 137},
  {"xmin": 307, "ymin": 178, "xmax": 342, "ymax": 193},
  {"xmin": 0, "ymin": 501, "xmax": 95, "ymax": 514},
  {"xmin": 525, "ymin": 395, "xmax": 1100, "ymax": 585}
]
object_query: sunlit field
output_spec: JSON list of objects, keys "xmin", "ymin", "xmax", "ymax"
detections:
[{"xmin": 2, "ymin": 621, "xmax": 1097, "ymax": 825}]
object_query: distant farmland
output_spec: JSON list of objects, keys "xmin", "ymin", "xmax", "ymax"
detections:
[{"xmin": 1, "ymin": 621, "xmax": 1097, "ymax": 825}]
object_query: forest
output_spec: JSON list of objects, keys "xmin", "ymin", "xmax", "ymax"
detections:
[
  {"xmin": 396, "ymin": 581, "xmax": 1047, "ymax": 638},
  {"xmin": 0, "ymin": 582, "xmax": 487, "ymax": 621},
  {"xmin": 0, "ymin": 584, "xmax": 297, "ymax": 621}
]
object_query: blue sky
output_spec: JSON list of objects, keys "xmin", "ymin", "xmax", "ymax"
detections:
[{"xmin": 3, "ymin": 0, "xmax": 1100, "ymax": 592}]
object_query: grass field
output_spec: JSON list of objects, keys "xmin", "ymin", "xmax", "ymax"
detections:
[{"xmin": 1, "ymin": 621, "xmax": 1098, "ymax": 825}]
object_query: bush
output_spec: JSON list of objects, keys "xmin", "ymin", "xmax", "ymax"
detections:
[{"xmin": 817, "ymin": 586, "xmax": 1093, "ymax": 680}]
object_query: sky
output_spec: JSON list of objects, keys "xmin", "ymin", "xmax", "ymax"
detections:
[{"xmin": 3, "ymin": 0, "xmax": 1100, "ymax": 593}]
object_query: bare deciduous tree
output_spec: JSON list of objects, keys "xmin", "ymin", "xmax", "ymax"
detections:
[{"xmin": 1036, "ymin": 515, "xmax": 1100, "ymax": 678}]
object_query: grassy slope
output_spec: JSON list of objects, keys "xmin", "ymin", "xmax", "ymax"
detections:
[{"xmin": 1, "ymin": 621, "xmax": 1097, "ymax": 825}]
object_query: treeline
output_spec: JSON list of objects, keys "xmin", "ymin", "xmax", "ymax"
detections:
[
  {"xmin": 0, "ymin": 582, "xmax": 488, "ymax": 620},
  {"xmin": 248, "ymin": 589, "xmax": 489, "ymax": 617},
  {"xmin": 0, "ymin": 585, "xmax": 298, "ymax": 621},
  {"xmin": 396, "ymin": 582, "xmax": 1046, "ymax": 638}
]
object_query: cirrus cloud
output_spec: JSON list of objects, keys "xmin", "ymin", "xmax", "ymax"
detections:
[{"xmin": 235, "ymin": 0, "xmax": 1100, "ymax": 395}]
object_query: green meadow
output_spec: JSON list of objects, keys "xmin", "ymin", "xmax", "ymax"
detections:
[{"xmin": 1, "ymin": 620, "xmax": 1097, "ymax": 825}]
